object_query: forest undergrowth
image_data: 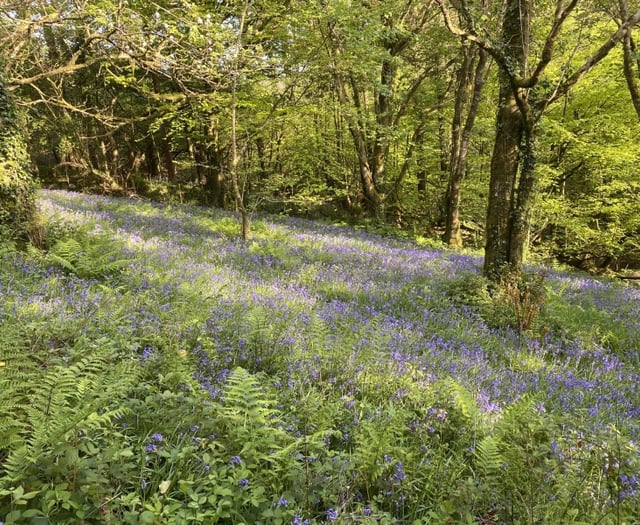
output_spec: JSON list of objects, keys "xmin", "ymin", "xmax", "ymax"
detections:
[{"xmin": 1, "ymin": 190, "xmax": 639, "ymax": 524}]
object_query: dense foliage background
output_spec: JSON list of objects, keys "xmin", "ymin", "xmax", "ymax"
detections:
[{"xmin": 1, "ymin": 0, "xmax": 640, "ymax": 271}]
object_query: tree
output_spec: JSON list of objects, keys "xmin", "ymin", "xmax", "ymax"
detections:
[
  {"xmin": 317, "ymin": 0, "xmax": 451, "ymax": 219},
  {"xmin": 618, "ymin": 0, "xmax": 640, "ymax": 119},
  {"xmin": 229, "ymin": 0, "xmax": 251, "ymax": 240},
  {"xmin": 0, "ymin": 74, "xmax": 40, "ymax": 245},
  {"xmin": 437, "ymin": 0, "xmax": 640, "ymax": 278},
  {"xmin": 442, "ymin": 36, "xmax": 490, "ymax": 247}
]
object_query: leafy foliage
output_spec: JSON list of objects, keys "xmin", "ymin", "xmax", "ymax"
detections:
[
  {"xmin": 37, "ymin": 226, "xmax": 133, "ymax": 279},
  {"xmin": 0, "ymin": 77, "xmax": 40, "ymax": 246}
]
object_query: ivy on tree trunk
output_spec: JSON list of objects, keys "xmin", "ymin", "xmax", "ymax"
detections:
[{"xmin": 0, "ymin": 75, "xmax": 39, "ymax": 245}]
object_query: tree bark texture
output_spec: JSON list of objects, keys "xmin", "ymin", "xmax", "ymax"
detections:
[
  {"xmin": 483, "ymin": 0, "xmax": 532, "ymax": 278},
  {"xmin": 620, "ymin": 0, "xmax": 640, "ymax": 120}
]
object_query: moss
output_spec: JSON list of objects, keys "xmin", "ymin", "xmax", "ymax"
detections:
[{"xmin": 0, "ymin": 76, "xmax": 41, "ymax": 246}]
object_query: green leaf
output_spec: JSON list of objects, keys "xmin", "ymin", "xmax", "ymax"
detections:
[{"xmin": 139, "ymin": 510, "xmax": 156, "ymax": 524}]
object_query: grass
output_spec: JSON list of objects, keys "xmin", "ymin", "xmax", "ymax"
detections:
[{"xmin": 1, "ymin": 189, "xmax": 639, "ymax": 524}]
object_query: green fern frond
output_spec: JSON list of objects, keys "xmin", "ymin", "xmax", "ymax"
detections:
[
  {"xmin": 442, "ymin": 377, "xmax": 483, "ymax": 427},
  {"xmin": 246, "ymin": 307, "xmax": 273, "ymax": 348},
  {"xmin": 496, "ymin": 395, "xmax": 540, "ymax": 436},
  {"xmin": 223, "ymin": 367, "xmax": 278, "ymax": 429},
  {"xmin": 1, "ymin": 349, "xmax": 140, "ymax": 484},
  {"xmin": 45, "ymin": 232, "xmax": 130, "ymax": 280},
  {"xmin": 0, "ymin": 337, "xmax": 37, "ymax": 453},
  {"xmin": 475, "ymin": 435, "xmax": 504, "ymax": 478},
  {"xmin": 221, "ymin": 367, "xmax": 291, "ymax": 465},
  {"xmin": 307, "ymin": 313, "xmax": 329, "ymax": 350}
]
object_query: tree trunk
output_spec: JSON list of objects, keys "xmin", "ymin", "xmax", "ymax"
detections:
[
  {"xmin": 620, "ymin": 0, "xmax": 640, "ymax": 120},
  {"xmin": 483, "ymin": 0, "xmax": 530, "ymax": 278},
  {"xmin": 339, "ymin": 74, "xmax": 384, "ymax": 219},
  {"xmin": 152, "ymin": 74, "xmax": 177, "ymax": 184},
  {"xmin": 229, "ymin": 0, "xmax": 250, "ymax": 241},
  {"xmin": 483, "ymin": 80, "xmax": 524, "ymax": 277},
  {"xmin": 202, "ymin": 127, "xmax": 226, "ymax": 208},
  {"xmin": 145, "ymin": 138, "xmax": 160, "ymax": 179},
  {"xmin": 622, "ymin": 31, "xmax": 640, "ymax": 120},
  {"xmin": 443, "ymin": 46, "xmax": 489, "ymax": 247}
]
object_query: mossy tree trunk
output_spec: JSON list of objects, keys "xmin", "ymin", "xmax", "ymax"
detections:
[{"xmin": 0, "ymin": 76, "xmax": 40, "ymax": 246}]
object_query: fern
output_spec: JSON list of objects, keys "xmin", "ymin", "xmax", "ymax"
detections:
[
  {"xmin": 48, "ymin": 237, "xmax": 84, "ymax": 274},
  {"xmin": 1, "ymin": 350, "xmax": 139, "ymax": 484},
  {"xmin": 214, "ymin": 367, "xmax": 305, "ymax": 502},
  {"xmin": 442, "ymin": 377, "xmax": 484, "ymax": 428},
  {"xmin": 223, "ymin": 367, "xmax": 279, "ymax": 431},
  {"xmin": 475, "ymin": 435, "xmax": 504, "ymax": 478},
  {"xmin": 45, "ymin": 231, "xmax": 131, "ymax": 280},
  {"xmin": 0, "ymin": 326, "xmax": 37, "ymax": 454}
]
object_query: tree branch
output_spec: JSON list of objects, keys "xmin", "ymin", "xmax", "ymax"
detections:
[
  {"xmin": 518, "ymin": 0, "xmax": 579, "ymax": 88},
  {"xmin": 538, "ymin": 9, "xmax": 640, "ymax": 111},
  {"xmin": 435, "ymin": 0, "xmax": 510, "ymax": 76}
]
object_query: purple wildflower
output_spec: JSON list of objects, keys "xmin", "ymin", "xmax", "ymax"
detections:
[
  {"xmin": 393, "ymin": 461, "xmax": 406, "ymax": 482},
  {"xmin": 326, "ymin": 508, "xmax": 338, "ymax": 521},
  {"xmin": 140, "ymin": 346, "xmax": 154, "ymax": 360}
]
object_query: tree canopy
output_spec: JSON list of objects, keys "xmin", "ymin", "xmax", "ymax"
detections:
[{"xmin": 2, "ymin": 0, "xmax": 640, "ymax": 273}]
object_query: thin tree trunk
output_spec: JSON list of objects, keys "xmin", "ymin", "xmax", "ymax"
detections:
[
  {"xmin": 145, "ymin": 138, "xmax": 159, "ymax": 180},
  {"xmin": 152, "ymin": 74, "xmax": 177, "ymax": 184},
  {"xmin": 622, "ymin": 32, "xmax": 640, "ymax": 119},
  {"xmin": 230, "ymin": 0, "xmax": 250, "ymax": 240},
  {"xmin": 620, "ymin": 0, "xmax": 640, "ymax": 119},
  {"xmin": 443, "ymin": 45, "xmax": 489, "ymax": 247}
]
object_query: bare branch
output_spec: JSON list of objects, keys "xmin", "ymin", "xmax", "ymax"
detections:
[{"xmin": 8, "ymin": 58, "xmax": 101, "ymax": 87}]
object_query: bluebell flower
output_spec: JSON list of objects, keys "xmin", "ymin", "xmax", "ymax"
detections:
[
  {"xmin": 140, "ymin": 346, "xmax": 154, "ymax": 360},
  {"xmin": 393, "ymin": 461, "xmax": 406, "ymax": 482},
  {"xmin": 326, "ymin": 508, "xmax": 338, "ymax": 521},
  {"xmin": 238, "ymin": 478, "xmax": 249, "ymax": 488},
  {"xmin": 228, "ymin": 455, "xmax": 242, "ymax": 466},
  {"xmin": 151, "ymin": 433, "xmax": 163, "ymax": 442}
]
